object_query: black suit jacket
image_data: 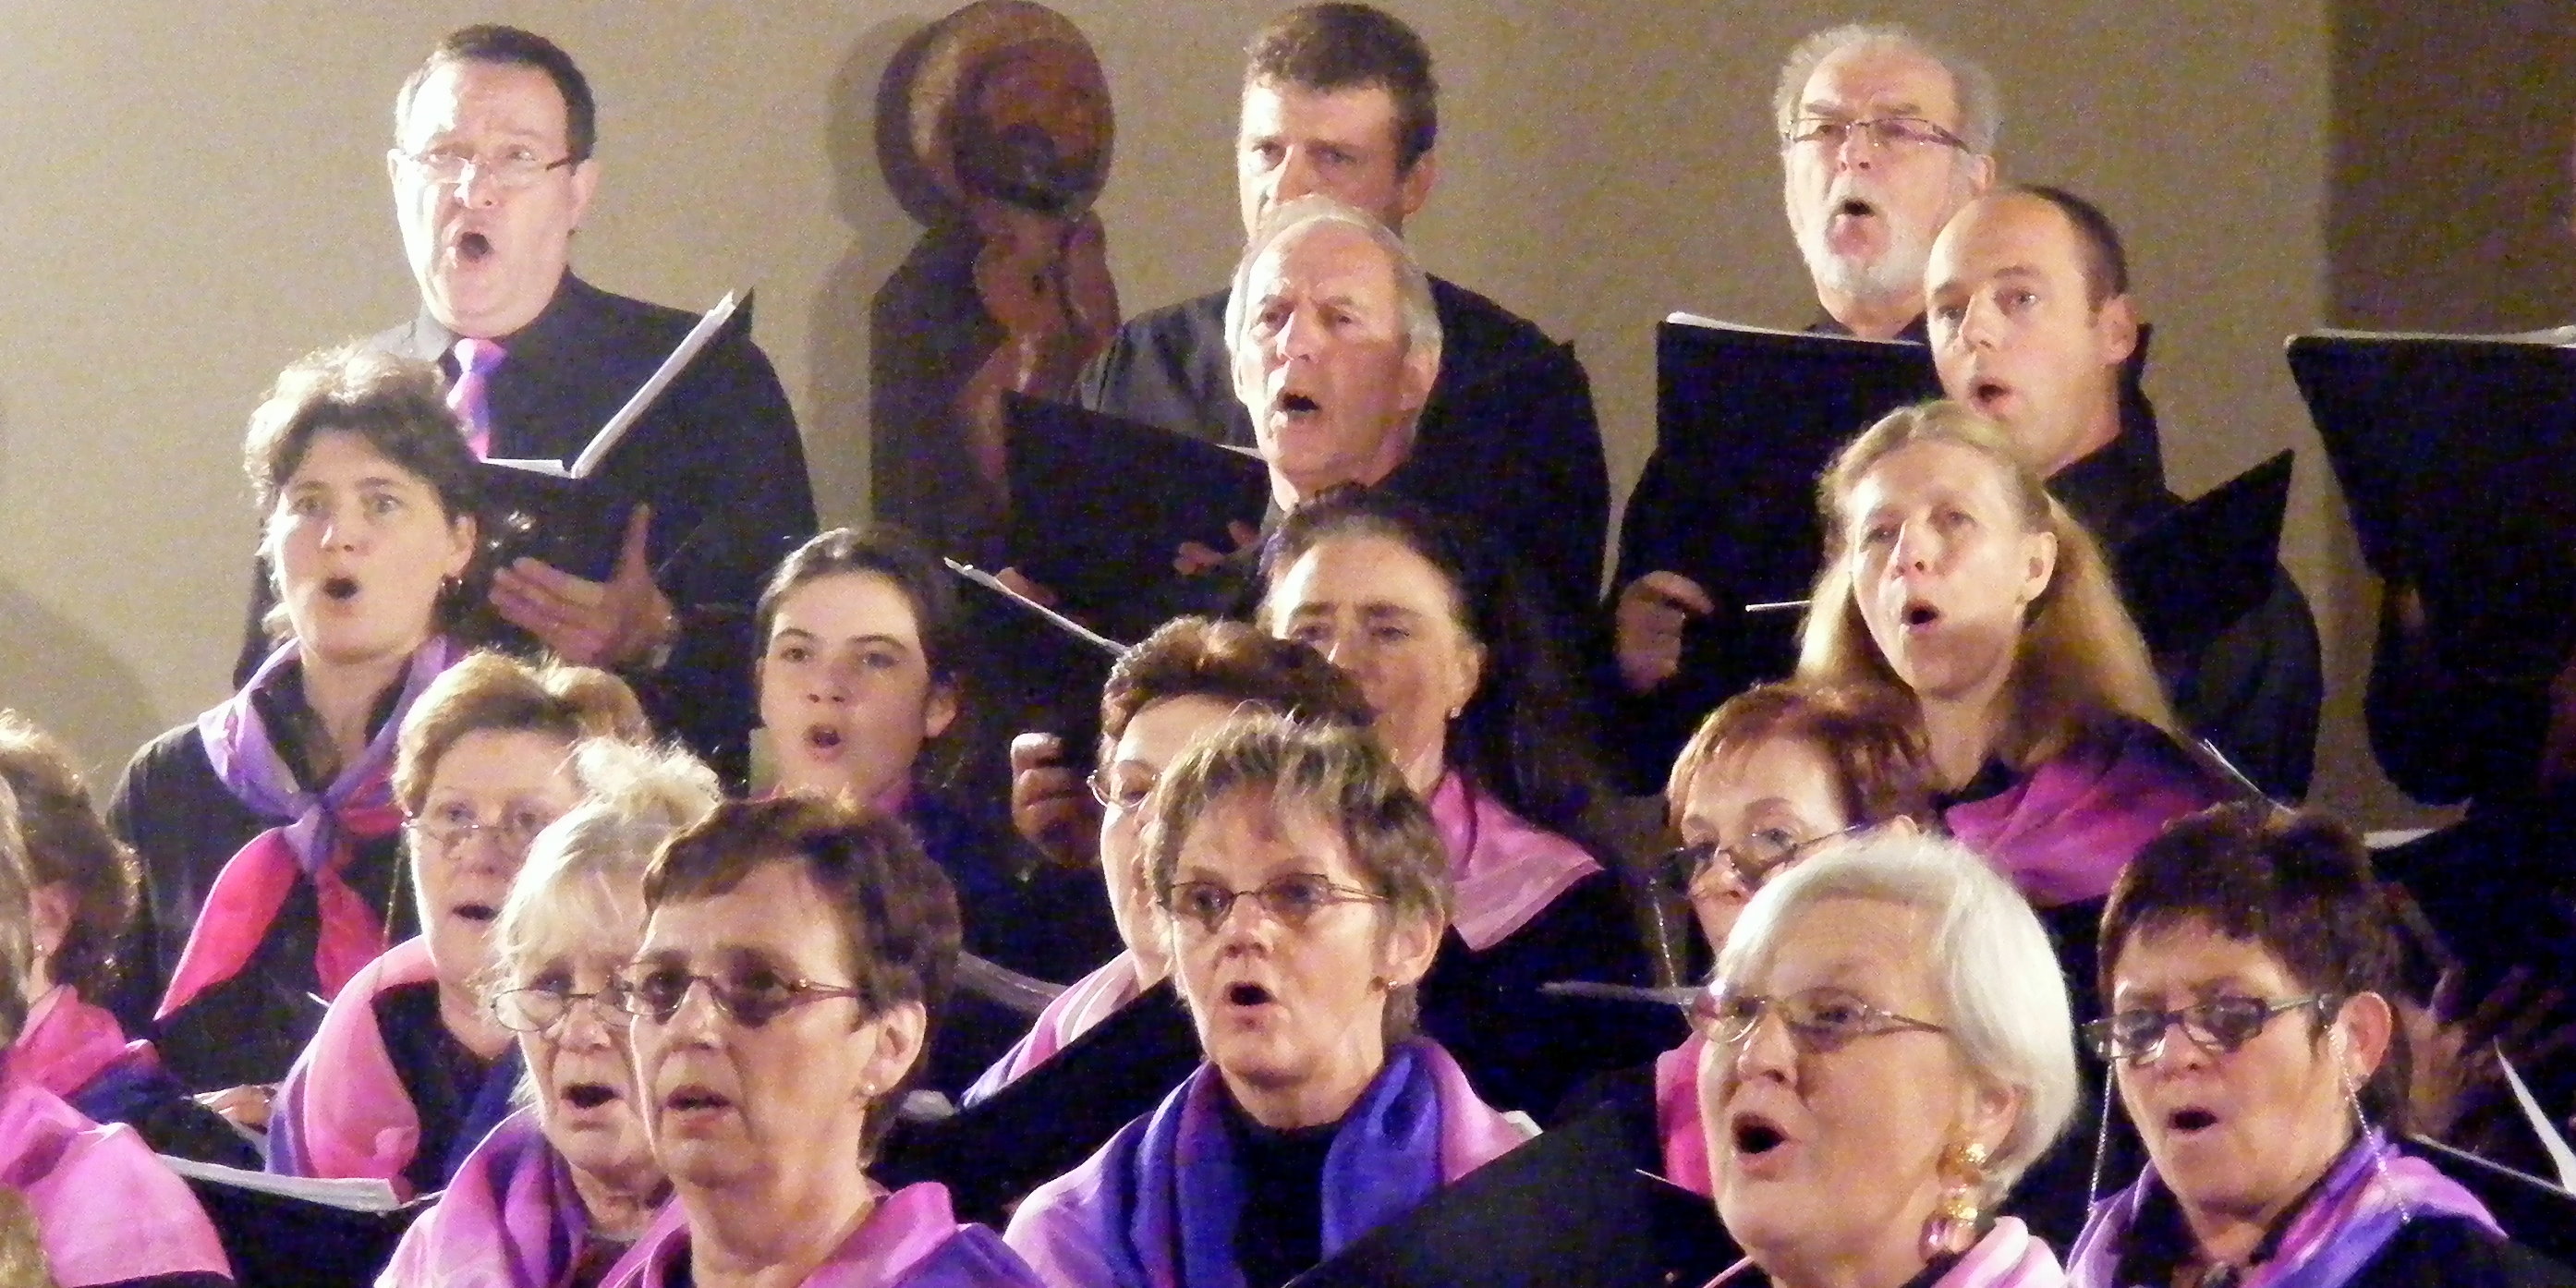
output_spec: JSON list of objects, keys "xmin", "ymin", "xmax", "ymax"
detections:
[{"xmin": 236, "ymin": 273, "xmax": 819, "ymax": 781}]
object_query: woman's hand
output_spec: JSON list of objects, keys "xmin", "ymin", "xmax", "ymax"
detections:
[{"xmin": 2405, "ymin": 966, "xmax": 2576, "ymax": 1148}]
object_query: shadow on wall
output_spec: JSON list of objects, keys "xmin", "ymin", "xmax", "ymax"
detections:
[
  {"xmin": 0, "ymin": 577, "xmax": 163, "ymax": 782},
  {"xmin": 808, "ymin": 14, "xmax": 1008, "ymax": 554}
]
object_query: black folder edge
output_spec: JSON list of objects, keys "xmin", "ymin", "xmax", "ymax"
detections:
[
  {"xmin": 1000, "ymin": 393, "xmax": 1270, "ymax": 626},
  {"xmin": 1286, "ymin": 1107, "xmax": 1735, "ymax": 1288},
  {"xmin": 476, "ymin": 291, "xmax": 759, "ymax": 582},
  {"xmin": 2110, "ymin": 449, "xmax": 2293, "ymax": 660},
  {"xmin": 2411, "ymin": 1134, "xmax": 2576, "ymax": 1267},
  {"xmin": 944, "ymin": 560, "xmax": 1128, "ymax": 661}
]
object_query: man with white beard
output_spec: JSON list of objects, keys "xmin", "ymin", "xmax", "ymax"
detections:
[{"xmin": 1605, "ymin": 25, "xmax": 1998, "ymax": 780}]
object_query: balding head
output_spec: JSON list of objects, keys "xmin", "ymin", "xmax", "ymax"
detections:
[{"xmin": 1925, "ymin": 188, "xmax": 2138, "ymax": 477}]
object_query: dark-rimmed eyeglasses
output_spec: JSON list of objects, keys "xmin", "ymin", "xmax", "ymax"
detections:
[
  {"xmin": 609, "ymin": 966, "xmax": 871, "ymax": 1027},
  {"xmin": 1658, "ymin": 823, "xmax": 1864, "ymax": 896},
  {"xmin": 2083, "ymin": 994, "xmax": 2337, "ymax": 1063},
  {"xmin": 489, "ymin": 986, "xmax": 624, "ymax": 1033},
  {"xmin": 1692, "ymin": 985, "xmax": 1949, "ymax": 1053},
  {"xmin": 1163, "ymin": 874, "xmax": 1384, "ymax": 935},
  {"xmin": 395, "ymin": 146, "xmax": 578, "ymax": 192},
  {"xmin": 1781, "ymin": 115, "xmax": 1971, "ymax": 153}
]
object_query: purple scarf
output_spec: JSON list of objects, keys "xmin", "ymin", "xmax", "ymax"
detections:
[
  {"xmin": 1943, "ymin": 722, "xmax": 2228, "ymax": 908},
  {"xmin": 605, "ymin": 1182, "xmax": 1041, "ymax": 1288},
  {"xmin": 1705, "ymin": 1217, "xmax": 2066, "ymax": 1288},
  {"xmin": 377, "ymin": 1106, "xmax": 659, "ymax": 1288},
  {"xmin": 2063, "ymin": 1132, "xmax": 2499, "ymax": 1288},
  {"xmin": 1004, "ymin": 1039, "xmax": 1528, "ymax": 1288},
  {"xmin": 0, "ymin": 1074, "xmax": 233, "ymax": 1286},
  {"xmin": 162, "ymin": 635, "xmax": 463, "ymax": 1017}
]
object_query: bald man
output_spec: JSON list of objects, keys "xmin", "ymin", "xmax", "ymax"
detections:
[{"xmin": 1926, "ymin": 185, "xmax": 2321, "ymax": 798}]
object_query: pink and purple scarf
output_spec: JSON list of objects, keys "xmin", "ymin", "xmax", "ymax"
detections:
[
  {"xmin": 2063, "ymin": 1132, "xmax": 2498, "ymax": 1288},
  {"xmin": 965, "ymin": 952, "xmax": 1152, "ymax": 1106},
  {"xmin": 1004, "ymin": 1039, "xmax": 1529, "ymax": 1288},
  {"xmin": 160, "ymin": 636, "xmax": 463, "ymax": 1020},
  {"xmin": 1705, "ymin": 1216, "xmax": 2065, "ymax": 1288},
  {"xmin": 377, "ymin": 1106, "xmax": 660, "ymax": 1288},
  {"xmin": 1655, "ymin": 1032, "xmax": 1712, "ymax": 1197},
  {"xmin": 1428, "ymin": 772, "xmax": 1602, "ymax": 951},
  {"xmin": 1943, "ymin": 723, "xmax": 2229, "ymax": 909},
  {"xmin": 606, "ymin": 1181, "xmax": 1041, "ymax": 1288},
  {"xmin": 0, "ymin": 1073, "xmax": 233, "ymax": 1286}
]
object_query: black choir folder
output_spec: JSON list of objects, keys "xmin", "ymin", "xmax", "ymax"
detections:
[
  {"xmin": 1288, "ymin": 1107, "xmax": 1736, "ymax": 1288},
  {"xmin": 162, "ymin": 1157, "xmax": 425, "ymax": 1288},
  {"xmin": 1002, "ymin": 394, "xmax": 1270, "ymax": 644},
  {"xmin": 2115, "ymin": 450, "xmax": 2294, "ymax": 660},
  {"xmin": 945, "ymin": 560, "xmax": 1124, "ymax": 762},
  {"xmin": 478, "ymin": 290, "xmax": 754, "ymax": 582},
  {"xmin": 2289, "ymin": 329, "xmax": 2576, "ymax": 682}
]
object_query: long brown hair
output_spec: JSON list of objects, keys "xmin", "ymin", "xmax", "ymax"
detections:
[{"xmin": 1797, "ymin": 400, "xmax": 2174, "ymax": 770}]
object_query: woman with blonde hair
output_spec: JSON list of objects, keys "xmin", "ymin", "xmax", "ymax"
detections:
[
  {"xmin": 1798, "ymin": 401, "xmax": 2229, "ymax": 911},
  {"xmin": 269, "ymin": 651, "xmax": 651, "ymax": 1197}
]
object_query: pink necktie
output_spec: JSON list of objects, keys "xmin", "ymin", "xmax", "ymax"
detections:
[{"xmin": 448, "ymin": 337, "xmax": 506, "ymax": 458}]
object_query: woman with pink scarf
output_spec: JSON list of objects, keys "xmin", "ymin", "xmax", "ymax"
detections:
[
  {"xmin": 1006, "ymin": 716, "xmax": 1528, "ymax": 1288},
  {"xmin": 268, "ymin": 652, "xmax": 648, "ymax": 1197},
  {"xmin": 1254, "ymin": 487, "xmax": 1673, "ymax": 1117},
  {"xmin": 2068, "ymin": 807, "xmax": 2570, "ymax": 1286},
  {"xmin": 0, "ymin": 779, "xmax": 234, "ymax": 1286},
  {"xmin": 1698, "ymin": 831, "xmax": 2082, "ymax": 1288},
  {"xmin": 603, "ymin": 796, "xmax": 1041, "ymax": 1287},
  {"xmin": 107, "ymin": 346, "xmax": 489, "ymax": 1105},
  {"xmin": 377, "ymin": 739, "xmax": 719, "ymax": 1287}
]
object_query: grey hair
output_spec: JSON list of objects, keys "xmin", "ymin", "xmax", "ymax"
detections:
[
  {"xmin": 0, "ymin": 780, "xmax": 27, "ymax": 1049},
  {"xmin": 485, "ymin": 738, "xmax": 723, "ymax": 996},
  {"xmin": 1224, "ymin": 195, "xmax": 1444, "ymax": 368},
  {"xmin": 1715, "ymin": 829, "xmax": 2076, "ymax": 1203},
  {"xmin": 1142, "ymin": 712, "xmax": 1452, "ymax": 1039},
  {"xmin": 1772, "ymin": 23, "xmax": 2001, "ymax": 155}
]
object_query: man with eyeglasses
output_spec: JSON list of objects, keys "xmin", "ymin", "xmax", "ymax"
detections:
[
  {"xmin": 237, "ymin": 25, "xmax": 817, "ymax": 784},
  {"xmin": 1924, "ymin": 185, "xmax": 2321, "ymax": 800},
  {"xmin": 1609, "ymin": 24, "xmax": 1997, "ymax": 764}
]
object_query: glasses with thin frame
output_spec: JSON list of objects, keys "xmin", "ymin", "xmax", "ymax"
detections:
[
  {"xmin": 403, "ymin": 808, "xmax": 553, "ymax": 857},
  {"xmin": 1781, "ymin": 115, "xmax": 1971, "ymax": 152},
  {"xmin": 609, "ymin": 964, "xmax": 871, "ymax": 1027},
  {"xmin": 1088, "ymin": 763, "xmax": 1154, "ymax": 814},
  {"xmin": 395, "ymin": 145, "xmax": 578, "ymax": 192},
  {"xmin": 2083, "ymin": 993, "xmax": 2337, "ymax": 1063},
  {"xmin": 1658, "ymin": 822, "xmax": 1864, "ymax": 896},
  {"xmin": 489, "ymin": 985, "xmax": 626, "ymax": 1033},
  {"xmin": 1163, "ymin": 873, "xmax": 1385, "ymax": 935},
  {"xmin": 1692, "ymin": 985, "xmax": 1950, "ymax": 1052}
]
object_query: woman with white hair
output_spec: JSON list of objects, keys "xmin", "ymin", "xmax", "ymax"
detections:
[
  {"xmin": 1699, "ymin": 829, "xmax": 2079, "ymax": 1288},
  {"xmin": 377, "ymin": 739, "xmax": 722, "ymax": 1288}
]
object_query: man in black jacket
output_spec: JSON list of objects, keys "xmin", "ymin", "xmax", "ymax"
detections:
[
  {"xmin": 1923, "ymin": 185, "xmax": 2322, "ymax": 799},
  {"xmin": 237, "ymin": 26, "xmax": 816, "ymax": 781},
  {"xmin": 1076, "ymin": 3, "xmax": 1605, "ymax": 623}
]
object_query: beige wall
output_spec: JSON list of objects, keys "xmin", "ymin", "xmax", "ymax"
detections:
[{"xmin": 3, "ymin": 1, "xmax": 2435, "ymax": 823}]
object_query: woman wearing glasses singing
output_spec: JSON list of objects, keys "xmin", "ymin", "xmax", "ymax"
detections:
[
  {"xmin": 1006, "ymin": 716, "xmax": 1530, "ymax": 1288},
  {"xmin": 378, "ymin": 739, "xmax": 718, "ymax": 1288},
  {"xmin": 602, "ymin": 796, "xmax": 1043, "ymax": 1287},
  {"xmin": 1797, "ymin": 402, "xmax": 2230, "ymax": 912},
  {"xmin": 1564, "ymin": 679, "xmax": 1934, "ymax": 1197},
  {"xmin": 969, "ymin": 617, "xmax": 1372, "ymax": 1099},
  {"xmin": 269, "ymin": 651, "xmax": 648, "ymax": 1195},
  {"xmin": 2066, "ymin": 805, "xmax": 2570, "ymax": 1286},
  {"xmin": 1699, "ymin": 830, "xmax": 2079, "ymax": 1288}
]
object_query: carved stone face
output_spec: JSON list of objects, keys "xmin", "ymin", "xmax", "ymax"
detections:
[{"xmin": 954, "ymin": 40, "xmax": 1112, "ymax": 214}]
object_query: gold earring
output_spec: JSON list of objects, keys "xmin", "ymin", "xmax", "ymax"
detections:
[{"xmin": 1919, "ymin": 1139, "xmax": 1990, "ymax": 1258}]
